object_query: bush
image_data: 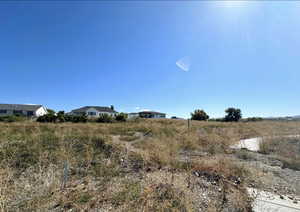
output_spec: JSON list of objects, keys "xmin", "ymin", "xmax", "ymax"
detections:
[
  {"xmin": 115, "ymin": 113, "xmax": 128, "ymax": 122},
  {"xmin": 243, "ymin": 117, "xmax": 263, "ymax": 122},
  {"xmin": 71, "ymin": 115, "xmax": 87, "ymax": 123},
  {"xmin": 97, "ymin": 114, "xmax": 114, "ymax": 123},
  {"xmin": 0, "ymin": 115, "xmax": 27, "ymax": 122},
  {"xmin": 36, "ymin": 114, "xmax": 57, "ymax": 123},
  {"xmin": 56, "ymin": 111, "xmax": 65, "ymax": 122},
  {"xmin": 191, "ymin": 109, "xmax": 209, "ymax": 121},
  {"xmin": 224, "ymin": 108, "xmax": 242, "ymax": 122},
  {"xmin": 208, "ymin": 118, "xmax": 225, "ymax": 122}
]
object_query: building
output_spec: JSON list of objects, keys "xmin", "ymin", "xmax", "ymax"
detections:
[
  {"xmin": 70, "ymin": 106, "xmax": 117, "ymax": 118},
  {"xmin": 138, "ymin": 111, "xmax": 166, "ymax": 119},
  {"xmin": 0, "ymin": 104, "xmax": 48, "ymax": 117},
  {"xmin": 127, "ymin": 113, "xmax": 139, "ymax": 119}
]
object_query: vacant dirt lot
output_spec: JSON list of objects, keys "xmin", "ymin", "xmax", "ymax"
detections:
[{"xmin": 0, "ymin": 120, "xmax": 299, "ymax": 211}]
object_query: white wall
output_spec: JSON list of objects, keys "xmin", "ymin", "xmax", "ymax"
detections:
[
  {"xmin": 35, "ymin": 107, "xmax": 48, "ymax": 117},
  {"xmin": 0, "ymin": 106, "xmax": 47, "ymax": 117},
  {"xmin": 153, "ymin": 114, "xmax": 166, "ymax": 118},
  {"xmin": 86, "ymin": 107, "xmax": 115, "ymax": 117},
  {"xmin": 128, "ymin": 113, "xmax": 139, "ymax": 119}
]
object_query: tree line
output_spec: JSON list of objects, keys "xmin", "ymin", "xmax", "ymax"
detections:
[
  {"xmin": 36, "ymin": 109, "xmax": 128, "ymax": 123},
  {"xmin": 191, "ymin": 107, "xmax": 243, "ymax": 122}
]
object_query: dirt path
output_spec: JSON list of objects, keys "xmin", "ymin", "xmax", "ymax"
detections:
[{"xmin": 111, "ymin": 132, "xmax": 147, "ymax": 155}]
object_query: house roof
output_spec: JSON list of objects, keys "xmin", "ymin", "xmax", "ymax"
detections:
[
  {"xmin": 139, "ymin": 111, "xmax": 165, "ymax": 115},
  {"xmin": 0, "ymin": 104, "xmax": 43, "ymax": 111},
  {"xmin": 71, "ymin": 106, "xmax": 117, "ymax": 113}
]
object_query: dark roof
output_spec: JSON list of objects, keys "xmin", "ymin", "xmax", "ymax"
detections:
[
  {"xmin": 139, "ymin": 111, "xmax": 165, "ymax": 115},
  {"xmin": 0, "ymin": 104, "xmax": 43, "ymax": 111},
  {"xmin": 71, "ymin": 106, "xmax": 117, "ymax": 113}
]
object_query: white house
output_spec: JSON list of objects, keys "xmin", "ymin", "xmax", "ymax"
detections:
[
  {"xmin": 139, "ymin": 111, "xmax": 166, "ymax": 118},
  {"xmin": 128, "ymin": 113, "xmax": 139, "ymax": 119},
  {"xmin": 70, "ymin": 106, "xmax": 117, "ymax": 118},
  {"xmin": 0, "ymin": 104, "xmax": 48, "ymax": 117},
  {"xmin": 128, "ymin": 111, "xmax": 166, "ymax": 119}
]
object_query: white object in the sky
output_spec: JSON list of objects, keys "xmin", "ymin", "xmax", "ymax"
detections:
[{"xmin": 176, "ymin": 56, "xmax": 191, "ymax": 72}]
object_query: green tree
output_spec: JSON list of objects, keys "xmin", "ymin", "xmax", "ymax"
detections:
[
  {"xmin": 97, "ymin": 114, "xmax": 114, "ymax": 123},
  {"xmin": 115, "ymin": 113, "xmax": 128, "ymax": 122},
  {"xmin": 224, "ymin": 108, "xmax": 242, "ymax": 122},
  {"xmin": 191, "ymin": 109, "xmax": 209, "ymax": 121},
  {"xmin": 57, "ymin": 111, "xmax": 65, "ymax": 122},
  {"xmin": 47, "ymin": 109, "xmax": 55, "ymax": 115},
  {"xmin": 36, "ymin": 114, "xmax": 57, "ymax": 123}
]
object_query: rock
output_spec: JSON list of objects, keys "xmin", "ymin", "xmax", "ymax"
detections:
[
  {"xmin": 288, "ymin": 196, "xmax": 294, "ymax": 200},
  {"xmin": 52, "ymin": 203, "xmax": 60, "ymax": 209},
  {"xmin": 280, "ymin": 195, "xmax": 284, "ymax": 199},
  {"xmin": 218, "ymin": 188, "xmax": 222, "ymax": 192},
  {"xmin": 293, "ymin": 200, "xmax": 298, "ymax": 204}
]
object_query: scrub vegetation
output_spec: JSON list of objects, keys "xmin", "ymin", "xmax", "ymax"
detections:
[{"xmin": 0, "ymin": 119, "xmax": 299, "ymax": 211}]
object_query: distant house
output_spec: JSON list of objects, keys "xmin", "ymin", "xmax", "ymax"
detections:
[
  {"xmin": 70, "ymin": 106, "xmax": 117, "ymax": 118},
  {"xmin": 0, "ymin": 104, "xmax": 48, "ymax": 117},
  {"xmin": 127, "ymin": 113, "xmax": 139, "ymax": 119},
  {"xmin": 138, "ymin": 111, "xmax": 166, "ymax": 119}
]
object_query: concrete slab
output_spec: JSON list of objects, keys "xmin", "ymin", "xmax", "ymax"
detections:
[
  {"xmin": 248, "ymin": 188, "xmax": 300, "ymax": 212},
  {"xmin": 231, "ymin": 137, "xmax": 262, "ymax": 151},
  {"xmin": 231, "ymin": 135, "xmax": 300, "ymax": 152}
]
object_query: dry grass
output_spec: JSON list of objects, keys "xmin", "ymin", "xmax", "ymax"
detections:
[
  {"xmin": 259, "ymin": 136, "xmax": 300, "ymax": 170},
  {"xmin": 0, "ymin": 119, "xmax": 299, "ymax": 211}
]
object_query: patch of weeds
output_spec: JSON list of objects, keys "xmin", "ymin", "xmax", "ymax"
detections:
[
  {"xmin": 77, "ymin": 193, "xmax": 92, "ymax": 204},
  {"xmin": 259, "ymin": 137, "xmax": 300, "ymax": 170},
  {"xmin": 0, "ymin": 141, "xmax": 39, "ymax": 170},
  {"xmin": 235, "ymin": 149, "xmax": 253, "ymax": 160},
  {"xmin": 140, "ymin": 183, "xmax": 187, "ymax": 211},
  {"xmin": 111, "ymin": 181, "xmax": 141, "ymax": 206},
  {"xmin": 127, "ymin": 152, "xmax": 144, "ymax": 172},
  {"xmin": 91, "ymin": 136, "xmax": 113, "ymax": 157},
  {"xmin": 39, "ymin": 132, "xmax": 60, "ymax": 152},
  {"xmin": 120, "ymin": 135, "xmax": 139, "ymax": 142},
  {"xmin": 279, "ymin": 157, "xmax": 300, "ymax": 171},
  {"xmin": 91, "ymin": 161, "xmax": 120, "ymax": 180}
]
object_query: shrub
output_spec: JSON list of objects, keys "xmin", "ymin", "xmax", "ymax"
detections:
[
  {"xmin": 0, "ymin": 115, "xmax": 27, "ymax": 122},
  {"xmin": 36, "ymin": 114, "xmax": 57, "ymax": 123},
  {"xmin": 56, "ymin": 111, "xmax": 65, "ymax": 122},
  {"xmin": 46, "ymin": 109, "xmax": 55, "ymax": 115},
  {"xmin": 115, "ymin": 113, "xmax": 128, "ymax": 122},
  {"xmin": 208, "ymin": 118, "xmax": 225, "ymax": 122},
  {"xmin": 244, "ymin": 117, "xmax": 263, "ymax": 122},
  {"xmin": 64, "ymin": 114, "xmax": 87, "ymax": 123},
  {"xmin": 224, "ymin": 108, "xmax": 242, "ymax": 122},
  {"xmin": 97, "ymin": 114, "xmax": 114, "ymax": 123},
  {"xmin": 191, "ymin": 109, "xmax": 209, "ymax": 121}
]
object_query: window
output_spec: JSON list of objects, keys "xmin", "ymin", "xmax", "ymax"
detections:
[
  {"xmin": 0, "ymin": 110, "xmax": 7, "ymax": 114},
  {"xmin": 88, "ymin": 112, "xmax": 96, "ymax": 116},
  {"xmin": 13, "ymin": 110, "xmax": 22, "ymax": 115},
  {"xmin": 27, "ymin": 111, "xmax": 34, "ymax": 116}
]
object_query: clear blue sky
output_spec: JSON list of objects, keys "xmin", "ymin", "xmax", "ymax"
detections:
[{"xmin": 1, "ymin": 1, "xmax": 300, "ymax": 118}]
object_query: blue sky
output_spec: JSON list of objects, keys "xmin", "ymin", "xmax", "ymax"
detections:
[{"xmin": 1, "ymin": 1, "xmax": 300, "ymax": 118}]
